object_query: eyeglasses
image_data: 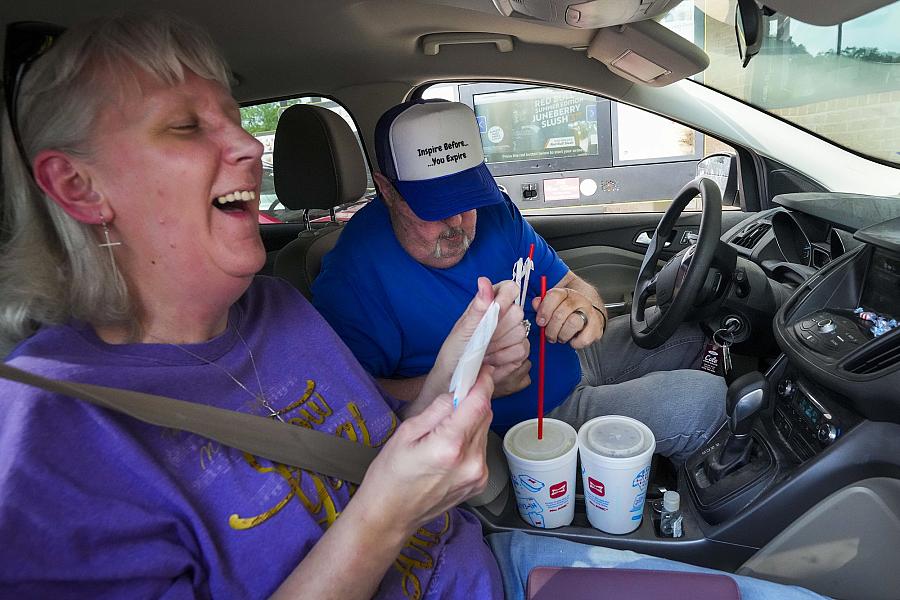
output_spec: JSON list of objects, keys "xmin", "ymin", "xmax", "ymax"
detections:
[{"xmin": 3, "ymin": 21, "xmax": 66, "ymax": 171}]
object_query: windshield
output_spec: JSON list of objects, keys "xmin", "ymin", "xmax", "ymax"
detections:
[{"xmin": 662, "ymin": 1, "xmax": 899, "ymax": 166}]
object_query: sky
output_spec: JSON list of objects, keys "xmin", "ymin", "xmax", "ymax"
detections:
[{"xmin": 788, "ymin": 4, "xmax": 900, "ymax": 56}]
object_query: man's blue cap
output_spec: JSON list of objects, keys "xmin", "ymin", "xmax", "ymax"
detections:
[{"xmin": 375, "ymin": 99, "xmax": 505, "ymax": 221}]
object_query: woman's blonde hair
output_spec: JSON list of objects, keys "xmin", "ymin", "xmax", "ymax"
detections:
[{"xmin": 0, "ymin": 12, "xmax": 232, "ymax": 348}]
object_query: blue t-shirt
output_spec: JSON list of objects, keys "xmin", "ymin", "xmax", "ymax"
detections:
[
  {"xmin": 312, "ymin": 197, "xmax": 581, "ymax": 433},
  {"xmin": 0, "ymin": 277, "xmax": 502, "ymax": 599}
]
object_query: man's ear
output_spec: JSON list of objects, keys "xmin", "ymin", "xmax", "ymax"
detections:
[
  {"xmin": 373, "ymin": 172, "xmax": 399, "ymax": 208},
  {"xmin": 31, "ymin": 149, "xmax": 110, "ymax": 224}
]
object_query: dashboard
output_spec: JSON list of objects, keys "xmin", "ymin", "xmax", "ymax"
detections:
[{"xmin": 719, "ymin": 193, "xmax": 900, "ymax": 461}]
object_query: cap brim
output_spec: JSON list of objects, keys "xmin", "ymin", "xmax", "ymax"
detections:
[{"xmin": 395, "ymin": 162, "xmax": 505, "ymax": 221}]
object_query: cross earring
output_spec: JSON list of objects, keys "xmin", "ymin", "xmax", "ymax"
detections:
[{"xmin": 98, "ymin": 214, "xmax": 121, "ymax": 264}]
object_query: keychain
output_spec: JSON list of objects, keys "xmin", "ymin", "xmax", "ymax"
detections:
[
  {"xmin": 713, "ymin": 328, "xmax": 735, "ymax": 376},
  {"xmin": 700, "ymin": 327, "xmax": 735, "ymax": 377}
]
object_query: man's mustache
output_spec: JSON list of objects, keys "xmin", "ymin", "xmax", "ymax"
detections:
[{"xmin": 433, "ymin": 228, "xmax": 471, "ymax": 258}]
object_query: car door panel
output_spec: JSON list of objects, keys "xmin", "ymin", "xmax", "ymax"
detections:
[{"xmin": 527, "ymin": 211, "xmax": 747, "ymax": 315}]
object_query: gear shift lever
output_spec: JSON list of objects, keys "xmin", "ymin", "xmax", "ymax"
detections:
[{"xmin": 705, "ymin": 371, "xmax": 767, "ymax": 483}]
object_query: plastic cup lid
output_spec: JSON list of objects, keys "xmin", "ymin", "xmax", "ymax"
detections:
[
  {"xmin": 581, "ymin": 416, "xmax": 652, "ymax": 459},
  {"xmin": 505, "ymin": 420, "xmax": 576, "ymax": 461}
]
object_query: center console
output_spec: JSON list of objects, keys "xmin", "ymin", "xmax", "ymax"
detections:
[{"xmin": 771, "ymin": 367, "xmax": 848, "ymax": 460}]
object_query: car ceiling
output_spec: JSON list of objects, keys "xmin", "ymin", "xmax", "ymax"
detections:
[
  {"xmin": 8, "ymin": 0, "xmax": 894, "ymax": 104},
  {"xmin": 5, "ymin": 0, "xmax": 897, "ymax": 194},
  {"xmin": 3, "ymin": 0, "xmax": 602, "ymax": 102}
]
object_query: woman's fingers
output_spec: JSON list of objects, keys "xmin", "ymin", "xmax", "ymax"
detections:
[{"xmin": 359, "ymin": 368, "xmax": 494, "ymax": 529}]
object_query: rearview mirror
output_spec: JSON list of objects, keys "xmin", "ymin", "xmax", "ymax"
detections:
[
  {"xmin": 697, "ymin": 153, "xmax": 739, "ymax": 207},
  {"xmin": 735, "ymin": 0, "xmax": 764, "ymax": 68}
]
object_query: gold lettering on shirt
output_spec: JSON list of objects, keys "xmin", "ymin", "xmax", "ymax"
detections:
[
  {"xmin": 335, "ymin": 402, "xmax": 397, "ymax": 448},
  {"xmin": 226, "ymin": 377, "xmax": 444, "ymax": 597},
  {"xmin": 282, "ymin": 380, "xmax": 332, "ymax": 427},
  {"xmin": 199, "ymin": 441, "xmax": 219, "ymax": 471},
  {"xmin": 392, "ymin": 512, "xmax": 451, "ymax": 600},
  {"xmin": 228, "ymin": 455, "xmax": 341, "ymax": 530}
]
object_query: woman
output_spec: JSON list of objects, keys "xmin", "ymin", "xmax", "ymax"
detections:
[
  {"xmin": 0, "ymin": 13, "xmax": 826, "ymax": 600},
  {"xmin": 0, "ymin": 13, "xmax": 521, "ymax": 598}
]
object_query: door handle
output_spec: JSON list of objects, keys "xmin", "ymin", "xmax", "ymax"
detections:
[{"xmin": 635, "ymin": 232, "xmax": 671, "ymax": 247}]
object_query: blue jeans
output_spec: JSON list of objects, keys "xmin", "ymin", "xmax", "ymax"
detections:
[
  {"xmin": 487, "ymin": 531, "xmax": 829, "ymax": 600},
  {"xmin": 549, "ymin": 317, "xmax": 726, "ymax": 464}
]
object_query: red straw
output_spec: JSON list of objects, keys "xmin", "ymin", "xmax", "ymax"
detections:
[
  {"xmin": 538, "ymin": 275, "xmax": 547, "ymax": 440},
  {"xmin": 528, "ymin": 243, "xmax": 535, "ymax": 260}
]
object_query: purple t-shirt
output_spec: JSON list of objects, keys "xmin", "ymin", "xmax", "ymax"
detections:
[{"xmin": 0, "ymin": 277, "xmax": 501, "ymax": 599}]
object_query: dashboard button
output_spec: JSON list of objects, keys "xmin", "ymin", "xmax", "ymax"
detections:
[
  {"xmin": 817, "ymin": 423, "xmax": 838, "ymax": 445},
  {"xmin": 817, "ymin": 319, "xmax": 837, "ymax": 334}
]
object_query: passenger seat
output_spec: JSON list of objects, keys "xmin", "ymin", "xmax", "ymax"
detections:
[{"xmin": 272, "ymin": 104, "xmax": 368, "ymax": 299}]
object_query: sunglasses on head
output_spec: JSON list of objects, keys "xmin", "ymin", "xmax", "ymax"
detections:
[{"xmin": 3, "ymin": 21, "xmax": 66, "ymax": 171}]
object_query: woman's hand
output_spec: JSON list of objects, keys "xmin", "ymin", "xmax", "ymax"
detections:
[
  {"xmin": 274, "ymin": 369, "xmax": 495, "ymax": 600},
  {"xmin": 355, "ymin": 368, "xmax": 495, "ymax": 532}
]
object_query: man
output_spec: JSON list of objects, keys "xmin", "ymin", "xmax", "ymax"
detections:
[{"xmin": 312, "ymin": 99, "xmax": 725, "ymax": 464}]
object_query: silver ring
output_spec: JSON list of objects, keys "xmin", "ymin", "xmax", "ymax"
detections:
[{"xmin": 572, "ymin": 309, "xmax": 588, "ymax": 331}]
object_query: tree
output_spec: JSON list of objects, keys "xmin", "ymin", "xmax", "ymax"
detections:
[{"xmin": 240, "ymin": 103, "xmax": 281, "ymax": 135}]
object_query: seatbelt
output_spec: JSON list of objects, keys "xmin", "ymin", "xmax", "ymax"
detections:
[{"xmin": 0, "ymin": 363, "xmax": 507, "ymax": 506}]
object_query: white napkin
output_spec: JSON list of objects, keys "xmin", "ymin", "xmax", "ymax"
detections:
[{"xmin": 450, "ymin": 301, "xmax": 500, "ymax": 407}]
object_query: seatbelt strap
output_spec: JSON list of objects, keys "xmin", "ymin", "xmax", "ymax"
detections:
[
  {"xmin": 0, "ymin": 363, "xmax": 508, "ymax": 506},
  {"xmin": 0, "ymin": 362, "xmax": 376, "ymax": 484}
]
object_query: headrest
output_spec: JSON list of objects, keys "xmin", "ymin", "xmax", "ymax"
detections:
[
  {"xmin": 375, "ymin": 99, "xmax": 504, "ymax": 222},
  {"xmin": 273, "ymin": 104, "xmax": 368, "ymax": 211}
]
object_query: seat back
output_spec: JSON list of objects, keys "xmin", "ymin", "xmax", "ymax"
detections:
[{"xmin": 271, "ymin": 104, "xmax": 368, "ymax": 298}]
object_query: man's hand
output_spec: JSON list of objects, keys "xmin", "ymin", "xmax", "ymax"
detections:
[
  {"xmin": 532, "ymin": 272, "xmax": 606, "ymax": 350},
  {"xmin": 490, "ymin": 359, "xmax": 531, "ymax": 397},
  {"xmin": 483, "ymin": 279, "xmax": 530, "ymax": 397}
]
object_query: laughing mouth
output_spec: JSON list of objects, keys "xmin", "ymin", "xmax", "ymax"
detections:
[{"xmin": 213, "ymin": 189, "xmax": 256, "ymax": 212}]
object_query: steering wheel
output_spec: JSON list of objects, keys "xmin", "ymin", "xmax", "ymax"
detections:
[{"xmin": 631, "ymin": 177, "xmax": 722, "ymax": 349}]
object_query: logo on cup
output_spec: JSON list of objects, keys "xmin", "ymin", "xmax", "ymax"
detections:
[
  {"xmin": 632, "ymin": 466, "xmax": 651, "ymax": 491},
  {"xmin": 517, "ymin": 474, "xmax": 545, "ymax": 493},
  {"xmin": 588, "ymin": 477, "xmax": 605, "ymax": 496},
  {"xmin": 549, "ymin": 481, "xmax": 567, "ymax": 498}
]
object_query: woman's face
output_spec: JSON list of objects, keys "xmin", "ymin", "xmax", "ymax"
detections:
[{"xmin": 86, "ymin": 67, "xmax": 265, "ymax": 297}]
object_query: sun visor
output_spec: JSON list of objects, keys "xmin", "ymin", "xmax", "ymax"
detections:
[{"xmin": 587, "ymin": 19, "xmax": 708, "ymax": 87}]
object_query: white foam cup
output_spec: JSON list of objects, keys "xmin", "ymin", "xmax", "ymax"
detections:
[
  {"xmin": 503, "ymin": 418, "xmax": 578, "ymax": 529},
  {"xmin": 578, "ymin": 415, "xmax": 655, "ymax": 534}
]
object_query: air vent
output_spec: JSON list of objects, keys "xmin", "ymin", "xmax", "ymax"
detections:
[
  {"xmin": 731, "ymin": 222, "xmax": 772, "ymax": 249},
  {"xmin": 844, "ymin": 332, "xmax": 900, "ymax": 375}
]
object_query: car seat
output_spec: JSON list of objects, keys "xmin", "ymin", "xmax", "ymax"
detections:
[{"xmin": 272, "ymin": 104, "xmax": 368, "ymax": 299}]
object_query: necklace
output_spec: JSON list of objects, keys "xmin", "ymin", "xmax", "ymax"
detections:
[{"xmin": 149, "ymin": 323, "xmax": 285, "ymax": 423}]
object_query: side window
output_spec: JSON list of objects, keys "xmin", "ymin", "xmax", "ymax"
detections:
[
  {"xmin": 423, "ymin": 83, "xmax": 738, "ymax": 214},
  {"xmin": 239, "ymin": 97, "xmax": 373, "ymax": 224}
]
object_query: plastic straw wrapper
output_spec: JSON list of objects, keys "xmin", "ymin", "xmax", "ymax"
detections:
[{"xmin": 450, "ymin": 301, "xmax": 500, "ymax": 407}]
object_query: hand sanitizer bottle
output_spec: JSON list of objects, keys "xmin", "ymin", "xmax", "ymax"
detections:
[{"xmin": 659, "ymin": 490, "xmax": 683, "ymax": 538}]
